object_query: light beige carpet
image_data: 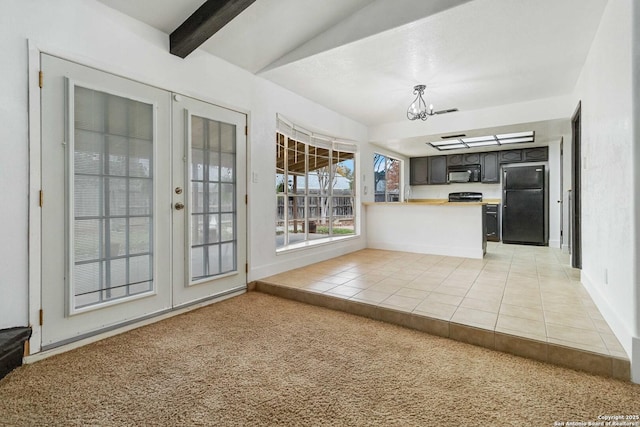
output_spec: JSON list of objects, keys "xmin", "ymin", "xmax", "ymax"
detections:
[{"xmin": 1, "ymin": 292, "xmax": 639, "ymax": 426}]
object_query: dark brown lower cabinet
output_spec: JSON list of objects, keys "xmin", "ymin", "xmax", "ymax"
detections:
[{"xmin": 485, "ymin": 204, "xmax": 500, "ymax": 241}]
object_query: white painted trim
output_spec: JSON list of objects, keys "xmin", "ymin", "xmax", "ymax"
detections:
[
  {"xmin": 24, "ymin": 289, "xmax": 245, "ymax": 364},
  {"xmin": 27, "ymin": 40, "xmax": 42, "ymax": 354},
  {"xmin": 26, "ymin": 39, "xmax": 254, "ymax": 354},
  {"xmin": 249, "ymin": 238, "xmax": 365, "ymax": 281},
  {"xmin": 633, "ymin": 337, "xmax": 640, "ymax": 383},
  {"xmin": 548, "ymin": 239, "xmax": 561, "ymax": 249},
  {"xmin": 24, "ymin": 37, "xmax": 251, "ymax": 118},
  {"xmin": 581, "ymin": 270, "xmax": 632, "ymax": 358}
]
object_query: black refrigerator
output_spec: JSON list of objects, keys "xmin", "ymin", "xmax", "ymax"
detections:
[{"xmin": 502, "ymin": 165, "xmax": 546, "ymax": 245}]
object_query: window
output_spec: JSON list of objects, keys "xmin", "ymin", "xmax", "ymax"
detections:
[
  {"xmin": 189, "ymin": 115, "xmax": 237, "ymax": 282},
  {"xmin": 72, "ymin": 86, "xmax": 154, "ymax": 309},
  {"xmin": 276, "ymin": 119, "xmax": 356, "ymax": 250},
  {"xmin": 373, "ymin": 153, "xmax": 401, "ymax": 202}
]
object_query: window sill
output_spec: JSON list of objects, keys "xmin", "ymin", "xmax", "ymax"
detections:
[{"xmin": 276, "ymin": 234, "xmax": 360, "ymax": 255}]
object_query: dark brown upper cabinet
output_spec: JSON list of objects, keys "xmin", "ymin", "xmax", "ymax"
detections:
[
  {"xmin": 523, "ymin": 147, "xmax": 549, "ymax": 162},
  {"xmin": 481, "ymin": 152, "xmax": 500, "ymax": 183},
  {"xmin": 447, "ymin": 153, "xmax": 480, "ymax": 167},
  {"xmin": 428, "ymin": 156, "xmax": 448, "ymax": 185},
  {"xmin": 499, "ymin": 149, "xmax": 523, "ymax": 163},
  {"xmin": 447, "ymin": 154, "xmax": 463, "ymax": 167},
  {"xmin": 409, "ymin": 157, "xmax": 429, "ymax": 185},
  {"xmin": 463, "ymin": 152, "xmax": 481, "ymax": 165}
]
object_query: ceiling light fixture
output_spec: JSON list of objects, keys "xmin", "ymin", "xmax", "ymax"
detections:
[
  {"xmin": 406, "ymin": 85, "xmax": 458, "ymax": 121},
  {"xmin": 427, "ymin": 131, "xmax": 535, "ymax": 151}
]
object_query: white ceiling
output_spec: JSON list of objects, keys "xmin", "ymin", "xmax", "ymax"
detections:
[{"xmin": 98, "ymin": 0, "xmax": 608, "ymax": 155}]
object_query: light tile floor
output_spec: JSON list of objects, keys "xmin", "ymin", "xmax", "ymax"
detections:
[{"xmin": 262, "ymin": 242, "xmax": 628, "ymax": 359}]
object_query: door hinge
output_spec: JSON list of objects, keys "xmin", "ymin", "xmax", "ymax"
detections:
[
  {"xmin": 245, "ymin": 263, "xmax": 248, "ymax": 273},
  {"xmin": 245, "ymin": 125, "xmax": 248, "ymax": 136},
  {"xmin": 245, "ymin": 194, "xmax": 248, "ymax": 205},
  {"xmin": 39, "ymin": 71, "xmax": 43, "ymax": 88},
  {"xmin": 39, "ymin": 309, "xmax": 44, "ymax": 326},
  {"xmin": 39, "ymin": 190, "xmax": 44, "ymax": 207}
]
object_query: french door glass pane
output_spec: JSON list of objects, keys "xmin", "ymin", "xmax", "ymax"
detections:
[
  {"xmin": 72, "ymin": 86, "xmax": 154, "ymax": 310},
  {"xmin": 190, "ymin": 115, "xmax": 236, "ymax": 281}
]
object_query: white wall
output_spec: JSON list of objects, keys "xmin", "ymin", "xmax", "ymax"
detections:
[
  {"xmin": 0, "ymin": 0, "xmax": 368, "ymax": 329},
  {"xmin": 570, "ymin": 0, "xmax": 639, "ymax": 380}
]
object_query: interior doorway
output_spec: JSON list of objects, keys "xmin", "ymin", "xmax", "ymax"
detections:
[{"xmin": 571, "ymin": 102, "xmax": 582, "ymax": 269}]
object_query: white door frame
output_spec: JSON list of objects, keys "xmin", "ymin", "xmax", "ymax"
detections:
[{"xmin": 26, "ymin": 40, "xmax": 251, "ymax": 355}]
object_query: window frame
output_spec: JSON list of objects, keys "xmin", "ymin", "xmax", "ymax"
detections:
[{"xmin": 276, "ymin": 125, "xmax": 357, "ymax": 251}]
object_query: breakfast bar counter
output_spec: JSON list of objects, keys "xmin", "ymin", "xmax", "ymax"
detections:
[{"xmin": 364, "ymin": 201, "xmax": 487, "ymax": 259}]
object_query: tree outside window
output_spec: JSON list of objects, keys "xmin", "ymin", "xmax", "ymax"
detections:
[{"xmin": 373, "ymin": 153, "xmax": 400, "ymax": 202}]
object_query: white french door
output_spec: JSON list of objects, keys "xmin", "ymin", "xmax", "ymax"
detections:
[
  {"xmin": 40, "ymin": 54, "xmax": 246, "ymax": 348},
  {"xmin": 171, "ymin": 95, "xmax": 246, "ymax": 306}
]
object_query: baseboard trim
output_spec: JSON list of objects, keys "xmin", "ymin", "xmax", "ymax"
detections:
[{"xmin": 26, "ymin": 289, "xmax": 245, "ymax": 364}]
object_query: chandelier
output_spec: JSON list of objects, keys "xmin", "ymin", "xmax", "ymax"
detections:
[{"xmin": 406, "ymin": 84, "xmax": 458, "ymax": 121}]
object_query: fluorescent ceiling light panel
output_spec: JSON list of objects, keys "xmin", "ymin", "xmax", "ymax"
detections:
[
  {"xmin": 437, "ymin": 144, "xmax": 466, "ymax": 150},
  {"xmin": 499, "ymin": 137, "xmax": 534, "ymax": 144},
  {"xmin": 430, "ymin": 139, "xmax": 460, "ymax": 146},
  {"xmin": 465, "ymin": 140, "xmax": 499, "ymax": 147},
  {"xmin": 428, "ymin": 130, "xmax": 534, "ymax": 151},
  {"xmin": 496, "ymin": 131, "xmax": 534, "ymax": 139},
  {"xmin": 462, "ymin": 136, "xmax": 496, "ymax": 143}
]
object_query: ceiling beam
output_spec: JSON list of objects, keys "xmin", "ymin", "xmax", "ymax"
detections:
[{"xmin": 170, "ymin": 0, "xmax": 257, "ymax": 58}]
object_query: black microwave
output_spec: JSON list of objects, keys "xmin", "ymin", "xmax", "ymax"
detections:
[{"xmin": 448, "ymin": 165, "xmax": 481, "ymax": 183}]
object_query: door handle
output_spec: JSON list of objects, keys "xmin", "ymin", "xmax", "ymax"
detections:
[{"xmin": 174, "ymin": 202, "xmax": 185, "ymax": 210}]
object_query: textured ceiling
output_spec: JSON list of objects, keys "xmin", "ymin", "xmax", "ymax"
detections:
[{"xmin": 98, "ymin": 0, "xmax": 608, "ymax": 154}]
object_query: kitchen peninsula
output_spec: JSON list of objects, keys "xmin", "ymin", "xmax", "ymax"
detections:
[{"xmin": 364, "ymin": 200, "xmax": 487, "ymax": 259}]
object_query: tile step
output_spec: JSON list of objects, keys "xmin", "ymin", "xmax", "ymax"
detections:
[{"xmin": 253, "ymin": 281, "xmax": 630, "ymax": 381}]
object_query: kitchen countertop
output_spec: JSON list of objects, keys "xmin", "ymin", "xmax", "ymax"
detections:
[{"xmin": 363, "ymin": 199, "xmax": 497, "ymax": 206}]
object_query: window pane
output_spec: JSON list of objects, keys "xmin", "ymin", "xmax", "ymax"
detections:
[
  {"xmin": 220, "ymin": 153, "xmax": 235, "ymax": 182},
  {"xmin": 220, "ymin": 213, "xmax": 234, "ymax": 241},
  {"xmin": 129, "ymin": 178, "xmax": 152, "ymax": 215},
  {"xmin": 206, "ymin": 245, "xmax": 221, "ymax": 276},
  {"xmin": 374, "ymin": 153, "xmax": 400, "ymax": 203},
  {"xmin": 72, "ymin": 86, "xmax": 154, "ymax": 310},
  {"xmin": 308, "ymin": 146, "xmax": 331, "ymax": 196},
  {"xmin": 332, "ymin": 196, "xmax": 355, "ymax": 236},
  {"xmin": 109, "ymin": 218, "xmax": 127, "ymax": 257},
  {"xmin": 75, "ymin": 175, "xmax": 102, "ymax": 217},
  {"xmin": 220, "ymin": 123, "xmax": 235, "ymax": 153},
  {"xmin": 129, "ymin": 217, "xmax": 151, "ymax": 255},
  {"xmin": 75, "ymin": 130, "xmax": 103, "ymax": 174},
  {"xmin": 74, "ymin": 219, "xmax": 102, "ymax": 262},
  {"xmin": 106, "ymin": 136, "xmax": 127, "ymax": 176},
  {"xmin": 190, "ymin": 115, "xmax": 236, "ymax": 282},
  {"xmin": 373, "ymin": 153, "xmax": 387, "ymax": 202},
  {"xmin": 129, "ymin": 138, "xmax": 152, "ymax": 178},
  {"xmin": 107, "ymin": 177, "xmax": 127, "ymax": 216},
  {"xmin": 386, "ymin": 158, "xmax": 400, "ymax": 202},
  {"xmin": 276, "ymin": 195, "xmax": 286, "ymax": 249},
  {"xmin": 221, "ymin": 242, "xmax": 235, "ymax": 273}
]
